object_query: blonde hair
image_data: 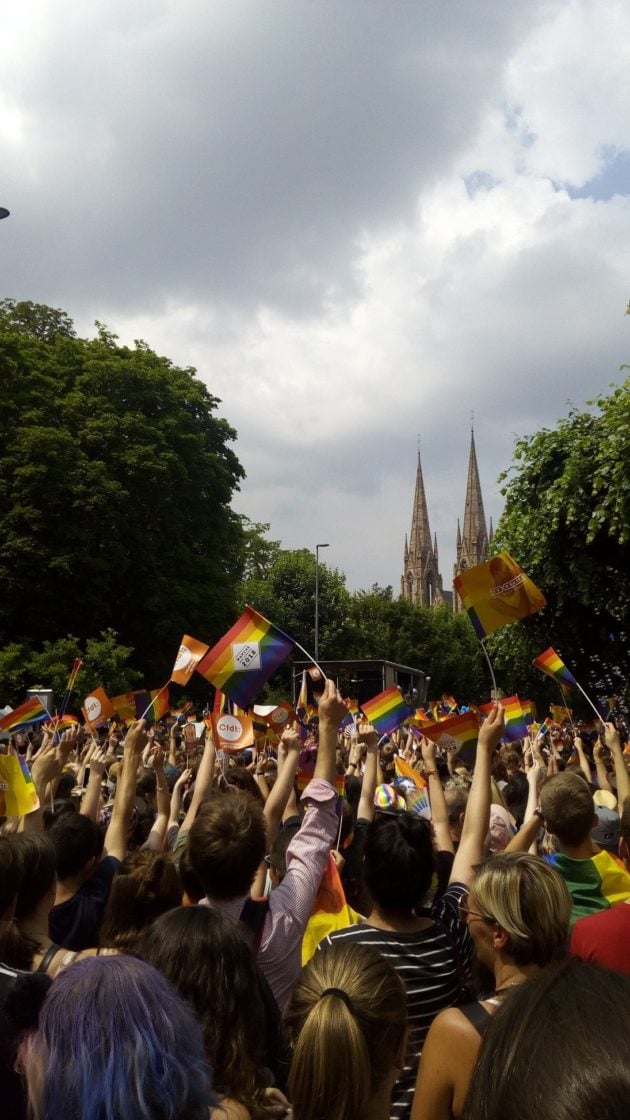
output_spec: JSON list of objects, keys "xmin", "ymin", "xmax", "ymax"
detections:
[
  {"xmin": 286, "ymin": 944, "xmax": 406, "ymax": 1120},
  {"xmin": 472, "ymin": 852, "xmax": 571, "ymax": 967}
]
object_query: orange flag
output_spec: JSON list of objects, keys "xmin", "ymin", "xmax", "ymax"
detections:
[
  {"xmin": 211, "ymin": 711, "xmax": 255, "ymax": 752},
  {"xmin": 82, "ymin": 687, "xmax": 115, "ymax": 728},
  {"xmin": 454, "ymin": 550, "xmax": 546, "ymax": 639},
  {"xmin": 171, "ymin": 634, "xmax": 210, "ymax": 685}
]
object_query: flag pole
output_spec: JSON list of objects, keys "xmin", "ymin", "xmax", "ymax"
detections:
[
  {"xmin": 290, "ymin": 639, "xmax": 327, "ymax": 686},
  {"xmin": 573, "ymin": 679, "xmax": 605, "ymax": 724},
  {"xmin": 480, "ymin": 640, "xmax": 499, "ymax": 699},
  {"xmin": 557, "ymin": 684, "xmax": 577, "ymax": 735}
]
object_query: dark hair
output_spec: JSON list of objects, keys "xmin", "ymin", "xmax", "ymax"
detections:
[
  {"xmin": 188, "ymin": 793, "xmax": 266, "ymax": 900},
  {"xmin": 98, "ymin": 850, "xmax": 182, "ymax": 952},
  {"xmin": 363, "ymin": 813, "xmax": 434, "ymax": 911},
  {"xmin": 55, "ymin": 772, "xmax": 77, "ymax": 800},
  {"xmin": 178, "ymin": 845, "xmax": 206, "ymax": 904},
  {"xmin": 0, "ymin": 836, "xmax": 31, "ymax": 970},
  {"xmin": 344, "ymin": 776, "xmax": 361, "ymax": 816},
  {"xmin": 504, "ymin": 771, "xmax": 529, "ymax": 828},
  {"xmin": 286, "ymin": 943, "xmax": 406, "ymax": 1120},
  {"xmin": 219, "ymin": 767, "xmax": 265, "ymax": 802},
  {"xmin": 13, "ymin": 833, "xmax": 57, "ymax": 920},
  {"xmin": 269, "ymin": 822, "xmax": 301, "ymax": 877},
  {"xmin": 540, "ymin": 772, "xmax": 595, "ymax": 845},
  {"xmin": 138, "ymin": 906, "xmax": 266, "ymax": 1109},
  {"xmin": 46, "ymin": 813, "xmax": 104, "ymax": 879},
  {"xmin": 464, "ymin": 959, "xmax": 630, "ymax": 1120},
  {"xmin": 22, "ymin": 955, "xmax": 213, "ymax": 1120},
  {"xmin": 621, "ymin": 796, "xmax": 630, "ymax": 844}
]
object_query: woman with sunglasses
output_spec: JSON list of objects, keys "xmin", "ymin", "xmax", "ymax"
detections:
[{"xmin": 411, "ymin": 852, "xmax": 571, "ymax": 1120}]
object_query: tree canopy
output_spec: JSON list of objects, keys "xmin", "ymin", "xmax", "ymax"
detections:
[
  {"xmin": 487, "ymin": 375, "xmax": 630, "ymax": 707},
  {"xmin": 0, "ymin": 300, "xmax": 245, "ymax": 691}
]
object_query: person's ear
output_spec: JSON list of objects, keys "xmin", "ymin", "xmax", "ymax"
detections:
[
  {"xmin": 395, "ymin": 1026, "xmax": 410, "ymax": 1071},
  {"xmin": 492, "ymin": 923, "xmax": 510, "ymax": 952}
]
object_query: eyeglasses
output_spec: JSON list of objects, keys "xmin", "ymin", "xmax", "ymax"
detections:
[{"xmin": 458, "ymin": 891, "xmax": 495, "ymax": 924}]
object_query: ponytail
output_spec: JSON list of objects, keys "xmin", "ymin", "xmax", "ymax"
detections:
[{"xmin": 286, "ymin": 945, "xmax": 406, "ymax": 1120}]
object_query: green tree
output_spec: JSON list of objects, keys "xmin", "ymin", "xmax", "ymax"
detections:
[
  {"xmin": 487, "ymin": 376, "xmax": 630, "ymax": 708},
  {"xmin": 0, "ymin": 301, "xmax": 246, "ymax": 682},
  {"xmin": 0, "ymin": 629, "xmax": 140, "ymax": 708}
]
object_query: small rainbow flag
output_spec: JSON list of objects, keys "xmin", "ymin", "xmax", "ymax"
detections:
[
  {"xmin": 196, "ymin": 606, "xmax": 295, "ymax": 709},
  {"xmin": 361, "ymin": 687, "xmax": 411, "ymax": 737},
  {"xmin": 550, "ymin": 704, "xmax": 573, "ymax": 725},
  {"xmin": 339, "ymin": 698, "xmax": 360, "ymax": 732},
  {"xmin": 422, "ymin": 711, "xmax": 481, "ymax": 768},
  {"xmin": 480, "ymin": 695, "xmax": 528, "ymax": 743},
  {"xmin": 532, "ymin": 648, "xmax": 577, "ymax": 689},
  {"xmin": 134, "ymin": 688, "xmax": 170, "ymax": 725},
  {"xmin": 537, "ymin": 717, "xmax": 554, "ymax": 736},
  {"xmin": 45, "ymin": 713, "xmax": 80, "ymax": 733},
  {"xmin": 519, "ymin": 699, "xmax": 536, "ymax": 725},
  {"xmin": 0, "ymin": 697, "xmax": 48, "ymax": 733},
  {"xmin": 442, "ymin": 694, "xmax": 458, "ymax": 713}
]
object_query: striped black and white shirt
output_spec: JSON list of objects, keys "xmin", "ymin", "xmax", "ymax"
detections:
[{"xmin": 320, "ymin": 883, "xmax": 471, "ymax": 1120}]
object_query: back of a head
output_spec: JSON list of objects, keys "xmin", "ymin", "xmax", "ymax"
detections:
[
  {"xmin": 463, "ymin": 959, "xmax": 630, "ymax": 1120},
  {"xmin": 46, "ymin": 812, "xmax": 103, "ymax": 880},
  {"xmin": 12, "ymin": 833, "xmax": 57, "ymax": 920},
  {"xmin": 364, "ymin": 812, "xmax": 434, "ymax": 911},
  {"xmin": 138, "ymin": 905, "xmax": 265, "ymax": 1101},
  {"xmin": 188, "ymin": 792, "xmax": 266, "ymax": 900},
  {"xmin": 540, "ymin": 772, "xmax": 595, "ymax": 846},
  {"xmin": 98, "ymin": 850, "xmax": 182, "ymax": 951},
  {"xmin": 22, "ymin": 955, "xmax": 212, "ymax": 1120},
  {"xmin": 444, "ymin": 786, "xmax": 468, "ymax": 825},
  {"xmin": 0, "ymin": 836, "xmax": 30, "ymax": 969},
  {"xmin": 286, "ymin": 944, "xmax": 406, "ymax": 1120},
  {"xmin": 472, "ymin": 852, "xmax": 571, "ymax": 967}
]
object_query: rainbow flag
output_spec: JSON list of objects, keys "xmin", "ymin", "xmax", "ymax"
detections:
[
  {"xmin": 0, "ymin": 749, "xmax": 40, "ymax": 815},
  {"xmin": 537, "ymin": 717, "xmax": 554, "ymax": 736},
  {"xmin": 422, "ymin": 712, "xmax": 481, "ymax": 768},
  {"xmin": 0, "ymin": 697, "xmax": 48, "ymax": 733},
  {"xmin": 479, "ymin": 695, "xmax": 528, "ymax": 743},
  {"xmin": 213, "ymin": 689, "xmax": 227, "ymax": 716},
  {"xmin": 454, "ymin": 550, "xmax": 547, "ymax": 639},
  {"xmin": 545, "ymin": 850, "xmax": 630, "ymax": 927},
  {"xmin": 550, "ymin": 704, "xmax": 573, "ymax": 725},
  {"xmin": 339, "ymin": 698, "xmax": 360, "ymax": 732},
  {"xmin": 196, "ymin": 606, "xmax": 295, "ymax": 709},
  {"xmin": 394, "ymin": 754, "xmax": 425, "ymax": 789},
  {"xmin": 520, "ymin": 699, "xmax": 536, "ymax": 725},
  {"xmin": 45, "ymin": 713, "xmax": 80, "ymax": 733},
  {"xmin": 442, "ymin": 694, "xmax": 458, "ymax": 713},
  {"xmin": 134, "ymin": 688, "xmax": 170, "ymax": 725},
  {"xmin": 532, "ymin": 647, "xmax": 577, "ymax": 689},
  {"xmin": 361, "ymin": 687, "xmax": 411, "ymax": 736}
]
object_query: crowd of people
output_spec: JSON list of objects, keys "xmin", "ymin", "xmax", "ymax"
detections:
[{"xmin": 1, "ymin": 681, "xmax": 630, "ymax": 1120}]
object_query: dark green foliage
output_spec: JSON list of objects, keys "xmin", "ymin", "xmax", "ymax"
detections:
[
  {"xmin": 0, "ymin": 300, "xmax": 245, "ymax": 686},
  {"xmin": 487, "ymin": 376, "xmax": 630, "ymax": 709}
]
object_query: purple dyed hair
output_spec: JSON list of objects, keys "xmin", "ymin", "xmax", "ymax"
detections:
[{"xmin": 24, "ymin": 955, "xmax": 213, "ymax": 1120}]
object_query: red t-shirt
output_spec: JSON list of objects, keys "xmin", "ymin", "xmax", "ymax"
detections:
[{"xmin": 570, "ymin": 900, "xmax": 630, "ymax": 974}]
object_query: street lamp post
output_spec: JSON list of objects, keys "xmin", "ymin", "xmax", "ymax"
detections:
[{"xmin": 314, "ymin": 543, "xmax": 330, "ymax": 661}]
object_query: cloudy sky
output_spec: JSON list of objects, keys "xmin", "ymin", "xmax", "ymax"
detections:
[{"xmin": 2, "ymin": 0, "xmax": 629, "ymax": 592}]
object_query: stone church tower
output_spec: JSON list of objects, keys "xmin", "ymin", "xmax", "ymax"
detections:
[
  {"xmin": 401, "ymin": 450, "xmax": 445, "ymax": 607},
  {"xmin": 453, "ymin": 430, "xmax": 493, "ymax": 611}
]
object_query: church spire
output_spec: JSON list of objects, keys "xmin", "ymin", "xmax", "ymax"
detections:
[
  {"xmin": 461, "ymin": 428, "xmax": 488, "ymax": 565},
  {"xmin": 409, "ymin": 449, "xmax": 433, "ymax": 562},
  {"xmin": 401, "ymin": 447, "xmax": 444, "ymax": 608}
]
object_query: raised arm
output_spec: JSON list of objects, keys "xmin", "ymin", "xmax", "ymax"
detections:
[
  {"xmin": 179, "ymin": 726, "xmax": 216, "ymax": 835},
  {"xmin": 314, "ymin": 681, "xmax": 346, "ymax": 786},
  {"xmin": 574, "ymin": 735, "xmax": 592, "ymax": 784},
  {"xmin": 104, "ymin": 720, "xmax": 148, "ymax": 861},
  {"xmin": 421, "ymin": 736, "xmax": 453, "ymax": 854},
  {"xmin": 605, "ymin": 723, "xmax": 630, "ymax": 806},
  {"xmin": 144, "ymin": 747, "xmax": 172, "ymax": 851},
  {"xmin": 449, "ymin": 705, "xmax": 504, "ymax": 888},
  {"xmin": 356, "ymin": 723, "xmax": 378, "ymax": 822},
  {"xmin": 593, "ymin": 741, "xmax": 614, "ymax": 795},
  {"xmin": 79, "ymin": 746, "xmax": 108, "ymax": 821},
  {"xmin": 167, "ymin": 766, "xmax": 192, "ymax": 832},
  {"xmin": 262, "ymin": 726, "xmax": 301, "ymax": 845}
]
